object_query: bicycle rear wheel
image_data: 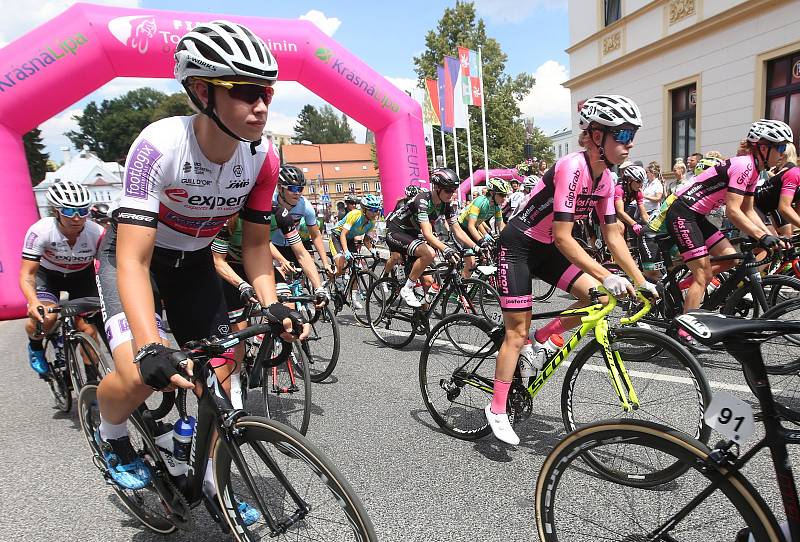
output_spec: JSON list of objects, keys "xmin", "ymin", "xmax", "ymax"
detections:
[
  {"xmin": 532, "ymin": 279, "xmax": 556, "ymax": 302},
  {"xmin": 305, "ymin": 306, "xmax": 341, "ymax": 383},
  {"xmin": 439, "ymin": 278, "xmax": 503, "ymax": 325},
  {"xmin": 69, "ymin": 332, "xmax": 112, "ymax": 389},
  {"xmin": 419, "ymin": 314, "xmax": 500, "ymax": 440},
  {"xmin": 722, "ymin": 275, "xmax": 800, "ymax": 318},
  {"xmin": 213, "ymin": 416, "xmax": 376, "ymax": 541},
  {"xmin": 365, "ymin": 276, "xmax": 416, "ymax": 348},
  {"xmin": 350, "ymin": 270, "xmax": 377, "ymax": 326},
  {"xmin": 77, "ymin": 385, "xmax": 178, "ymax": 534},
  {"xmin": 263, "ymin": 341, "xmax": 312, "ymax": 435},
  {"xmin": 561, "ymin": 326, "xmax": 712, "ymax": 485},
  {"xmin": 535, "ymin": 420, "xmax": 780, "ymax": 542}
]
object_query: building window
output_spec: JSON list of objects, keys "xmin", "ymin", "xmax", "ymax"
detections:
[
  {"xmin": 558, "ymin": 144, "xmax": 562, "ymax": 157},
  {"xmin": 362, "ymin": 182, "xmax": 370, "ymax": 192},
  {"xmin": 604, "ymin": 0, "xmax": 621, "ymax": 26},
  {"xmin": 349, "ymin": 183, "xmax": 356, "ymax": 193},
  {"xmin": 308, "ymin": 184, "xmax": 315, "ymax": 194},
  {"xmin": 362, "ymin": 165, "xmax": 368, "ymax": 170},
  {"xmin": 766, "ymin": 51, "xmax": 800, "ymax": 149},
  {"xmin": 565, "ymin": 142, "xmax": 569, "ymax": 154},
  {"xmin": 671, "ymin": 83, "xmax": 696, "ymax": 166},
  {"xmin": 335, "ymin": 183, "xmax": 343, "ymax": 193},
  {"xmin": 323, "ymin": 184, "xmax": 329, "ymax": 194},
  {"xmin": 375, "ymin": 182, "xmax": 381, "ymax": 192}
]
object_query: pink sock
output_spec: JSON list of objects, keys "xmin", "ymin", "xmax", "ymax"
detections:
[
  {"xmin": 534, "ymin": 319, "xmax": 569, "ymax": 343},
  {"xmin": 491, "ymin": 379, "xmax": 512, "ymax": 414}
]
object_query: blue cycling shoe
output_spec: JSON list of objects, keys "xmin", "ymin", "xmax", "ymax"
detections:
[
  {"xmin": 27, "ymin": 344, "xmax": 50, "ymax": 376},
  {"xmin": 237, "ymin": 498, "xmax": 261, "ymax": 526},
  {"xmin": 95, "ymin": 431, "xmax": 152, "ymax": 490}
]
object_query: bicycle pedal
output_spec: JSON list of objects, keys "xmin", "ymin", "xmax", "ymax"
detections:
[{"xmin": 202, "ymin": 494, "xmax": 230, "ymax": 533}]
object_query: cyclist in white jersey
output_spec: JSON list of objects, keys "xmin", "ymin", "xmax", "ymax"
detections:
[
  {"xmin": 20, "ymin": 180, "xmax": 104, "ymax": 377},
  {"xmin": 92, "ymin": 23, "xmax": 305, "ymax": 519}
]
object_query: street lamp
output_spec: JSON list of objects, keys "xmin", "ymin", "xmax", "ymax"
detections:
[{"xmin": 300, "ymin": 140, "xmax": 327, "ymax": 221}]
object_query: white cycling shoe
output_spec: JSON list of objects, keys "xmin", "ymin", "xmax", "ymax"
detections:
[
  {"xmin": 399, "ymin": 286, "xmax": 421, "ymax": 308},
  {"xmin": 485, "ymin": 404, "xmax": 520, "ymax": 445}
]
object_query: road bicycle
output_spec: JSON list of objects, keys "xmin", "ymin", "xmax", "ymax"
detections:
[
  {"xmin": 35, "ymin": 297, "xmax": 110, "ymax": 413},
  {"xmin": 419, "ymin": 287, "xmax": 712, "ymax": 472},
  {"xmin": 78, "ymin": 317, "xmax": 376, "ymax": 541},
  {"xmin": 535, "ymin": 312, "xmax": 800, "ymax": 542},
  {"xmin": 365, "ymin": 259, "xmax": 501, "ymax": 348},
  {"xmin": 325, "ymin": 244, "xmax": 379, "ymax": 326}
]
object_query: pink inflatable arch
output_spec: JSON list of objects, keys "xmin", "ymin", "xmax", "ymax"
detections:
[
  {"xmin": 0, "ymin": 2, "xmax": 427, "ymax": 319},
  {"xmin": 459, "ymin": 169, "xmax": 525, "ymax": 199}
]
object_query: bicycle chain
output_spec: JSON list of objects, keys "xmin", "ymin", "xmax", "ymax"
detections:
[
  {"xmin": 508, "ymin": 379, "xmax": 533, "ymax": 425},
  {"xmin": 158, "ymin": 474, "xmax": 192, "ymax": 529}
]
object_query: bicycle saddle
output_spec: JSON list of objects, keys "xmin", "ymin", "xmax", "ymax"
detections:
[
  {"xmin": 60, "ymin": 297, "xmax": 102, "ymax": 316},
  {"xmin": 675, "ymin": 312, "xmax": 800, "ymax": 346}
]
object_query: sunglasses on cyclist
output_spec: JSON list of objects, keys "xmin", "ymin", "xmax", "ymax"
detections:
[
  {"xmin": 283, "ymin": 185, "xmax": 304, "ymax": 193},
  {"xmin": 775, "ymin": 143, "xmax": 788, "ymax": 154},
  {"xmin": 437, "ymin": 187, "xmax": 456, "ymax": 194},
  {"xmin": 608, "ymin": 127, "xmax": 637, "ymax": 145},
  {"xmin": 58, "ymin": 206, "xmax": 90, "ymax": 218},
  {"xmin": 197, "ymin": 77, "xmax": 275, "ymax": 105},
  {"xmin": 364, "ymin": 207, "xmax": 381, "ymax": 213}
]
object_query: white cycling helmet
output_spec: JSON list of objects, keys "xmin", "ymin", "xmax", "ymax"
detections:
[
  {"xmin": 46, "ymin": 180, "xmax": 92, "ymax": 208},
  {"xmin": 578, "ymin": 95, "xmax": 642, "ymax": 130},
  {"xmin": 621, "ymin": 165, "xmax": 647, "ymax": 185},
  {"xmin": 746, "ymin": 119, "xmax": 793, "ymax": 144},
  {"xmin": 174, "ymin": 20, "xmax": 278, "ymax": 85}
]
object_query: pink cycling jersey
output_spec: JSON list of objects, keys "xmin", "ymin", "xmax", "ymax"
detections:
[
  {"xmin": 508, "ymin": 151, "xmax": 616, "ymax": 243},
  {"xmin": 676, "ymin": 154, "xmax": 758, "ymax": 214},
  {"xmin": 614, "ymin": 184, "xmax": 644, "ymax": 205}
]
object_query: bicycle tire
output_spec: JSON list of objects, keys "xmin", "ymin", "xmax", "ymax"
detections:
[
  {"xmin": 306, "ymin": 305, "xmax": 341, "ymax": 383},
  {"xmin": 561, "ymin": 326, "xmax": 712, "ymax": 486},
  {"xmin": 535, "ymin": 419, "xmax": 782, "ymax": 542},
  {"xmin": 351, "ymin": 270, "xmax": 377, "ymax": 326},
  {"xmin": 69, "ymin": 332, "xmax": 112, "ymax": 388},
  {"xmin": 419, "ymin": 314, "xmax": 500, "ymax": 440},
  {"xmin": 44, "ymin": 336, "xmax": 72, "ymax": 413},
  {"xmin": 722, "ymin": 275, "xmax": 800, "ymax": 318},
  {"xmin": 365, "ymin": 276, "xmax": 416, "ymax": 348},
  {"xmin": 532, "ymin": 279, "xmax": 556, "ymax": 302},
  {"xmin": 262, "ymin": 341, "xmax": 312, "ymax": 435},
  {"xmin": 213, "ymin": 416, "xmax": 377, "ymax": 541},
  {"xmin": 77, "ymin": 385, "xmax": 178, "ymax": 534},
  {"xmin": 439, "ymin": 277, "xmax": 503, "ymax": 325}
]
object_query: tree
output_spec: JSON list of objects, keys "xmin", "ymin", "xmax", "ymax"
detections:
[
  {"xmin": 413, "ymin": 2, "xmax": 535, "ymax": 178},
  {"xmin": 150, "ymin": 92, "xmax": 194, "ymax": 122},
  {"xmin": 67, "ymin": 87, "xmax": 170, "ymax": 162},
  {"xmin": 23, "ymin": 128, "xmax": 49, "ymax": 186},
  {"xmin": 293, "ymin": 104, "xmax": 354, "ymax": 144}
]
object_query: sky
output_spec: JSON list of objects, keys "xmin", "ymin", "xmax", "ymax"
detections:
[{"xmin": 0, "ymin": 0, "xmax": 571, "ymax": 163}]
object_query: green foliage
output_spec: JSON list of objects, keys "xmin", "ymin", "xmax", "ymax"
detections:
[
  {"xmin": 66, "ymin": 88, "xmax": 188, "ymax": 163},
  {"xmin": 527, "ymin": 126, "xmax": 555, "ymax": 165},
  {"xmin": 23, "ymin": 128, "xmax": 49, "ymax": 186},
  {"xmin": 413, "ymin": 2, "xmax": 535, "ymax": 178},
  {"xmin": 293, "ymin": 104, "xmax": 354, "ymax": 144}
]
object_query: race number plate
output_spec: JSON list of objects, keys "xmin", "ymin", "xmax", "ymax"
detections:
[{"xmin": 703, "ymin": 390, "xmax": 755, "ymax": 443}]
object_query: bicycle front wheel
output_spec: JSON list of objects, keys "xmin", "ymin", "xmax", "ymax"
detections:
[
  {"xmin": 44, "ymin": 336, "xmax": 71, "ymax": 413},
  {"xmin": 214, "ymin": 416, "xmax": 377, "ymax": 542},
  {"xmin": 263, "ymin": 342, "xmax": 312, "ymax": 435},
  {"xmin": 351, "ymin": 270, "xmax": 377, "ymax": 326},
  {"xmin": 722, "ymin": 275, "xmax": 800, "ymax": 318},
  {"xmin": 561, "ymin": 326, "xmax": 712, "ymax": 485},
  {"xmin": 536, "ymin": 420, "xmax": 781, "ymax": 542},
  {"xmin": 305, "ymin": 306, "xmax": 341, "ymax": 383},
  {"xmin": 419, "ymin": 314, "xmax": 500, "ymax": 440},
  {"xmin": 366, "ymin": 276, "xmax": 416, "ymax": 348}
]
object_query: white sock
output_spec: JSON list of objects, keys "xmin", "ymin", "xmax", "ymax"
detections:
[
  {"xmin": 203, "ymin": 458, "xmax": 216, "ymax": 497},
  {"xmin": 230, "ymin": 372, "xmax": 243, "ymax": 410},
  {"xmin": 404, "ymin": 279, "xmax": 416, "ymax": 290},
  {"xmin": 99, "ymin": 416, "xmax": 128, "ymax": 441}
]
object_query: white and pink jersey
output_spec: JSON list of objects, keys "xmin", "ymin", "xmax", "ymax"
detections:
[
  {"xmin": 508, "ymin": 151, "xmax": 617, "ymax": 243},
  {"xmin": 22, "ymin": 217, "xmax": 105, "ymax": 273},
  {"xmin": 676, "ymin": 155, "xmax": 759, "ymax": 214}
]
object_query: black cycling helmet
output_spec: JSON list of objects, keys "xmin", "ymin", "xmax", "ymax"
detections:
[
  {"xmin": 278, "ymin": 164, "xmax": 306, "ymax": 187},
  {"xmin": 90, "ymin": 203, "xmax": 110, "ymax": 220},
  {"xmin": 431, "ymin": 168, "xmax": 460, "ymax": 189},
  {"xmin": 345, "ymin": 194, "xmax": 359, "ymax": 204}
]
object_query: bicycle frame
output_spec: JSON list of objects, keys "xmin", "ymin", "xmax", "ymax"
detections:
[{"xmin": 457, "ymin": 288, "xmax": 653, "ymax": 412}]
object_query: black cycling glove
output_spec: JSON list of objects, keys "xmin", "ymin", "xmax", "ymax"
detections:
[
  {"xmin": 759, "ymin": 234, "xmax": 780, "ymax": 250},
  {"xmin": 263, "ymin": 302, "xmax": 305, "ymax": 336},
  {"xmin": 135, "ymin": 343, "xmax": 187, "ymax": 390}
]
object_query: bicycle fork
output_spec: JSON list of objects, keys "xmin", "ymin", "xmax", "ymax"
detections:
[{"xmin": 594, "ymin": 320, "xmax": 639, "ymax": 412}]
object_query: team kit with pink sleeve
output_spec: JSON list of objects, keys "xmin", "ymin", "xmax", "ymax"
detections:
[
  {"xmin": 666, "ymin": 154, "xmax": 759, "ymax": 262},
  {"xmin": 496, "ymin": 151, "xmax": 617, "ymax": 310},
  {"xmin": 94, "ymin": 115, "xmax": 279, "ymax": 351}
]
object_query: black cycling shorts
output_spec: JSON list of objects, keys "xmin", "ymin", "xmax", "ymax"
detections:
[
  {"xmin": 96, "ymin": 227, "xmax": 230, "ymax": 353},
  {"xmin": 665, "ymin": 200, "xmax": 725, "ymax": 262},
  {"xmin": 638, "ymin": 232, "xmax": 666, "ymax": 272},
  {"xmin": 35, "ymin": 265, "xmax": 98, "ymax": 305},
  {"xmin": 385, "ymin": 226, "xmax": 425, "ymax": 258},
  {"xmin": 496, "ymin": 226, "xmax": 585, "ymax": 311}
]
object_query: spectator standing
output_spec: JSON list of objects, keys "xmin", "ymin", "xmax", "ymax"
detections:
[
  {"xmin": 643, "ymin": 161, "xmax": 664, "ymax": 215},
  {"xmin": 672, "ymin": 161, "xmax": 689, "ymax": 194}
]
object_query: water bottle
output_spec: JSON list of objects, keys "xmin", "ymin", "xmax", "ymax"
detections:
[
  {"xmin": 424, "ymin": 282, "xmax": 441, "ymax": 305},
  {"xmin": 518, "ymin": 340, "xmax": 537, "ymax": 379},
  {"xmin": 155, "ymin": 422, "xmax": 188, "ymax": 477},
  {"xmin": 173, "ymin": 416, "xmax": 196, "ymax": 464},
  {"xmin": 533, "ymin": 334, "xmax": 565, "ymax": 370}
]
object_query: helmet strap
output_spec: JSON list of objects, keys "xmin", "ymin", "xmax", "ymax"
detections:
[
  {"xmin": 597, "ymin": 129, "xmax": 614, "ymax": 169},
  {"xmin": 754, "ymin": 143, "xmax": 769, "ymax": 171},
  {"xmin": 184, "ymin": 81, "xmax": 263, "ymax": 156}
]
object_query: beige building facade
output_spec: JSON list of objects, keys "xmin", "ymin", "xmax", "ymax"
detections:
[{"xmin": 564, "ymin": 0, "xmax": 800, "ymax": 171}]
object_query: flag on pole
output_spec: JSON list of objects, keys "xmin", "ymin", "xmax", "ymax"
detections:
[
  {"xmin": 424, "ymin": 79, "xmax": 441, "ymax": 126},
  {"xmin": 444, "ymin": 56, "xmax": 468, "ymax": 129},
  {"xmin": 436, "ymin": 65, "xmax": 451, "ymax": 133},
  {"xmin": 457, "ymin": 46, "xmax": 483, "ymax": 107},
  {"xmin": 413, "ymin": 88, "xmax": 435, "ymax": 147}
]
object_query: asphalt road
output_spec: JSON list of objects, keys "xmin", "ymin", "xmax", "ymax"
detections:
[{"xmin": 1, "ymin": 289, "xmax": 798, "ymax": 541}]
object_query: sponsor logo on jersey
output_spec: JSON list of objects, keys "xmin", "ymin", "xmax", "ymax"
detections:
[
  {"xmin": 565, "ymin": 169, "xmax": 580, "ymax": 209},
  {"xmin": 225, "ymin": 179, "xmax": 249, "ymax": 189},
  {"xmin": 126, "ymin": 139, "xmax": 162, "ymax": 199},
  {"xmin": 182, "ymin": 161, "xmax": 192, "ymax": 173},
  {"xmin": 180, "ymin": 177, "xmax": 213, "ymax": 187},
  {"xmin": 194, "ymin": 162, "xmax": 212, "ymax": 175},
  {"xmin": 117, "ymin": 212, "xmax": 156, "ymax": 223},
  {"xmin": 233, "ymin": 165, "xmax": 243, "ymax": 177},
  {"xmin": 165, "ymin": 188, "xmax": 189, "ymax": 202},
  {"xmin": 735, "ymin": 162, "xmax": 754, "ymax": 186},
  {"xmin": 24, "ymin": 232, "xmax": 38, "ymax": 250}
]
